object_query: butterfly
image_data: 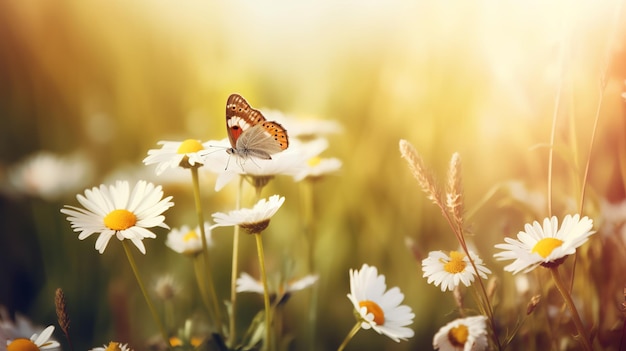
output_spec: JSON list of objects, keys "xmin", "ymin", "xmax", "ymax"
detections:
[{"xmin": 225, "ymin": 93, "xmax": 289, "ymax": 160}]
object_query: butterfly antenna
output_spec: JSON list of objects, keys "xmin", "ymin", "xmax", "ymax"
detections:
[
  {"xmin": 206, "ymin": 144, "xmax": 229, "ymax": 155},
  {"xmin": 224, "ymin": 154, "xmax": 233, "ymax": 171}
]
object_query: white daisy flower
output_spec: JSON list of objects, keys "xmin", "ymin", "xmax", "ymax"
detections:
[
  {"xmin": 7, "ymin": 151, "xmax": 92, "ymax": 201},
  {"xmin": 165, "ymin": 223, "xmax": 213, "ymax": 256},
  {"xmin": 6, "ymin": 325, "xmax": 60, "ymax": 350},
  {"xmin": 143, "ymin": 139, "xmax": 213, "ymax": 175},
  {"xmin": 0, "ymin": 307, "xmax": 51, "ymax": 345},
  {"xmin": 235, "ymin": 272, "xmax": 265, "ymax": 294},
  {"xmin": 433, "ymin": 315, "xmax": 488, "ymax": 351},
  {"xmin": 211, "ymin": 195, "xmax": 285, "ymax": 234},
  {"xmin": 236, "ymin": 272, "xmax": 318, "ymax": 304},
  {"xmin": 494, "ymin": 214, "xmax": 595, "ymax": 274},
  {"xmin": 154, "ymin": 275, "xmax": 180, "ymax": 301},
  {"xmin": 293, "ymin": 157, "xmax": 342, "ymax": 181},
  {"xmin": 203, "ymin": 138, "xmax": 307, "ymax": 191},
  {"xmin": 262, "ymin": 109, "xmax": 343, "ymax": 139},
  {"xmin": 90, "ymin": 341, "xmax": 134, "ymax": 351},
  {"xmin": 287, "ymin": 274, "xmax": 319, "ymax": 292},
  {"xmin": 290, "ymin": 138, "xmax": 341, "ymax": 181},
  {"xmin": 422, "ymin": 250, "xmax": 491, "ymax": 292},
  {"xmin": 347, "ymin": 264, "xmax": 415, "ymax": 342},
  {"xmin": 61, "ymin": 180, "xmax": 174, "ymax": 254}
]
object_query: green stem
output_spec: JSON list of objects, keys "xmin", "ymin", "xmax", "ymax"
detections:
[
  {"xmin": 122, "ymin": 241, "xmax": 169, "ymax": 347},
  {"xmin": 193, "ymin": 255, "xmax": 214, "ymax": 320},
  {"xmin": 337, "ymin": 322, "xmax": 361, "ymax": 351},
  {"xmin": 190, "ymin": 167, "xmax": 222, "ymax": 332},
  {"xmin": 164, "ymin": 300, "xmax": 174, "ymax": 333},
  {"xmin": 255, "ymin": 232, "xmax": 272, "ymax": 351},
  {"xmin": 228, "ymin": 176, "xmax": 244, "ymax": 347},
  {"xmin": 302, "ymin": 180, "xmax": 316, "ymax": 275},
  {"xmin": 301, "ymin": 180, "xmax": 319, "ymax": 351},
  {"xmin": 549, "ymin": 266, "xmax": 593, "ymax": 351}
]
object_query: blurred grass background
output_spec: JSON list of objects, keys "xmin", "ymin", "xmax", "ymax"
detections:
[{"xmin": 1, "ymin": 0, "xmax": 626, "ymax": 350}]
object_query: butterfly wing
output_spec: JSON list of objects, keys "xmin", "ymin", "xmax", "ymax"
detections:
[
  {"xmin": 235, "ymin": 123, "xmax": 287, "ymax": 159},
  {"xmin": 260, "ymin": 121, "xmax": 289, "ymax": 150},
  {"xmin": 226, "ymin": 94, "xmax": 267, "ymax": 148}
]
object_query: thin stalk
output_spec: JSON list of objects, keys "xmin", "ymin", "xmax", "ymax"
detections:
[
  {"xmin": 419, "ymin": 160, "xmax": 498, "ymax": 347},
  {"xmin": 337, "ymin": 322, "xmax": 361, "ymax": 351},
  {"xmin": 164, "ymin": 300, "xmax": 174, "ymax": 333},
  {"xmin": 500, "ymin": 313, "xmax": 531, "ymax": 350},
  {"xmin": 437, "ymin": 206, "xmax": 500, "ymax": 350},
  {"xmin": 547, "ymin": 72, "xmax": 563, "ymax": 218},
  {"xmin": 546, "ymin": 18, "xmax": 568, "ymax": 218},
  {"xmin": 228, "ymin": 176, "xmax": 244, "ymax": 347},
  {"xmin": 254, "ymin": 232, "xmax": 272, "ymax": 351},
  {"xmin": 577, "ymin": 71, "xmax": 604, "ymax": 216},
  {"xmin": 549, "ymin": 266, "xmax": 593, "ymax": 351},
  {"xmin": 122, "ymin": 241, "xmax": 169, "ymax": 347},
  {"xmin": 301, "ymin": 180, "xmax": 319, "ymax": 351},
  {"xmin": 568, "ymin": 78, "xmax": 604, "ymax": 296},
  {"xmin": 301, "ymin": 180, "xmax": 316, "ymax": 273},
  {"xmin": 569, "ymin": 0, "xmax": 618, "ymax": 291},
  {"xmin": 193, "ymin": 255, "xmax": 214, "ymax": 320},
  {"xmin": 537, "ymin": 270, "xmax": 560, "ymax": 351},
  {"xmin": 274, "ymin": 305, "xmax": 284, "ymax": 351},
  {"xmin": 190, "ymin": 167, "xmax": 222, "ymax": 331}
]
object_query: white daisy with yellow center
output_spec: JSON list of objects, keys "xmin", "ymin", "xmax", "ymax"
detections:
[
  {"xmin": 422, "ymin": 250, "xmax": 491, "ymax": 292},
  {"xmin": 61, "ymin": 180, "xmax": 174, "ymax": 254},
  {"xmin": 494, "ymin": 214, "xmax": 595, "ymax": 274},
  {"xmin": 6, "ymin": 325, "xmax": 59, "ymax": 351},
  {"xmin": 289, "ymin": 138, "xmax": 341, "ymax": 181},
  {"xmin": 347, "ymin": 264, "xmax": 415, "ymax": 342},
  {"xmin": 433, "ymin": 315, "xmax": 488, "ymax": 351},
  {"xmin": 165, "ymin": 223, "xmax": 213, "ymax": 256},
  {"xmin": 143, "ymin": 139, "xmax": 212, "ymax": 175},
  {"xmin": 211, "ymin": 195, "xmax": 285, "ymax": 234},
  {"xmin": 293, "ymin": 156, "xmax": 342, "ymax": 181}
]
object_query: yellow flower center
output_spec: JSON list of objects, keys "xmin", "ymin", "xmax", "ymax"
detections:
[
  {"xmin": 7, "ymin": 339, "xmax": 38, "ymax": 351},
  {"xmin": 448, "ymin": 324, "xmax": 469, "ymax": 347},
  {"xmin": 358, "ymin": 300, "xmax": 385, "ymax": 325},
  {"xmin": 169, "ymin": 337, "xmax": 182, "ymax": 347},
  {"xmin": 169, "ymin": 337, "xmax": 203, "ymax": 347},
  {"xmin": 183, "ymin": 230, "xmax": 199, "ymax": 242},
  {"xmin": 442, "ymin": 251, "xmax": 467, "ymax": 273},
  {"xmin": 190, "ymin": 337, "xmax": 203, "ymax": 347},
  {"xmin": 177, "ymin": 139, "xmax": 204, "ymax": 154},
  {"xmin": 307, "ymin": 156, "xmax": 321, "ymax": 167},
  {"xmin": 105, "ymin": 342, "xmax": 122, "ymax": 351},
  {"xmin": 531, "ymin": 238, "xmax": 564, "ymax": 258},
  {"xmin": 104, "ymin": 209, "xmax": 137, "ymax": 231}
]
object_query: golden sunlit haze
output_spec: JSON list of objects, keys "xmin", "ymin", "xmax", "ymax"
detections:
[{"xmin": 1, "ymin": 0, "xmax": 625, "ymax": 350}]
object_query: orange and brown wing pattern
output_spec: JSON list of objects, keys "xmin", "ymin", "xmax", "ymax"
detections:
[
  {"xmin": 225, "ymin": 94, "xmax": 267, "ymax": 148},
  {"xmin": 261, "ymin": 121, "xmax": 289, "ymax": 150}
]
